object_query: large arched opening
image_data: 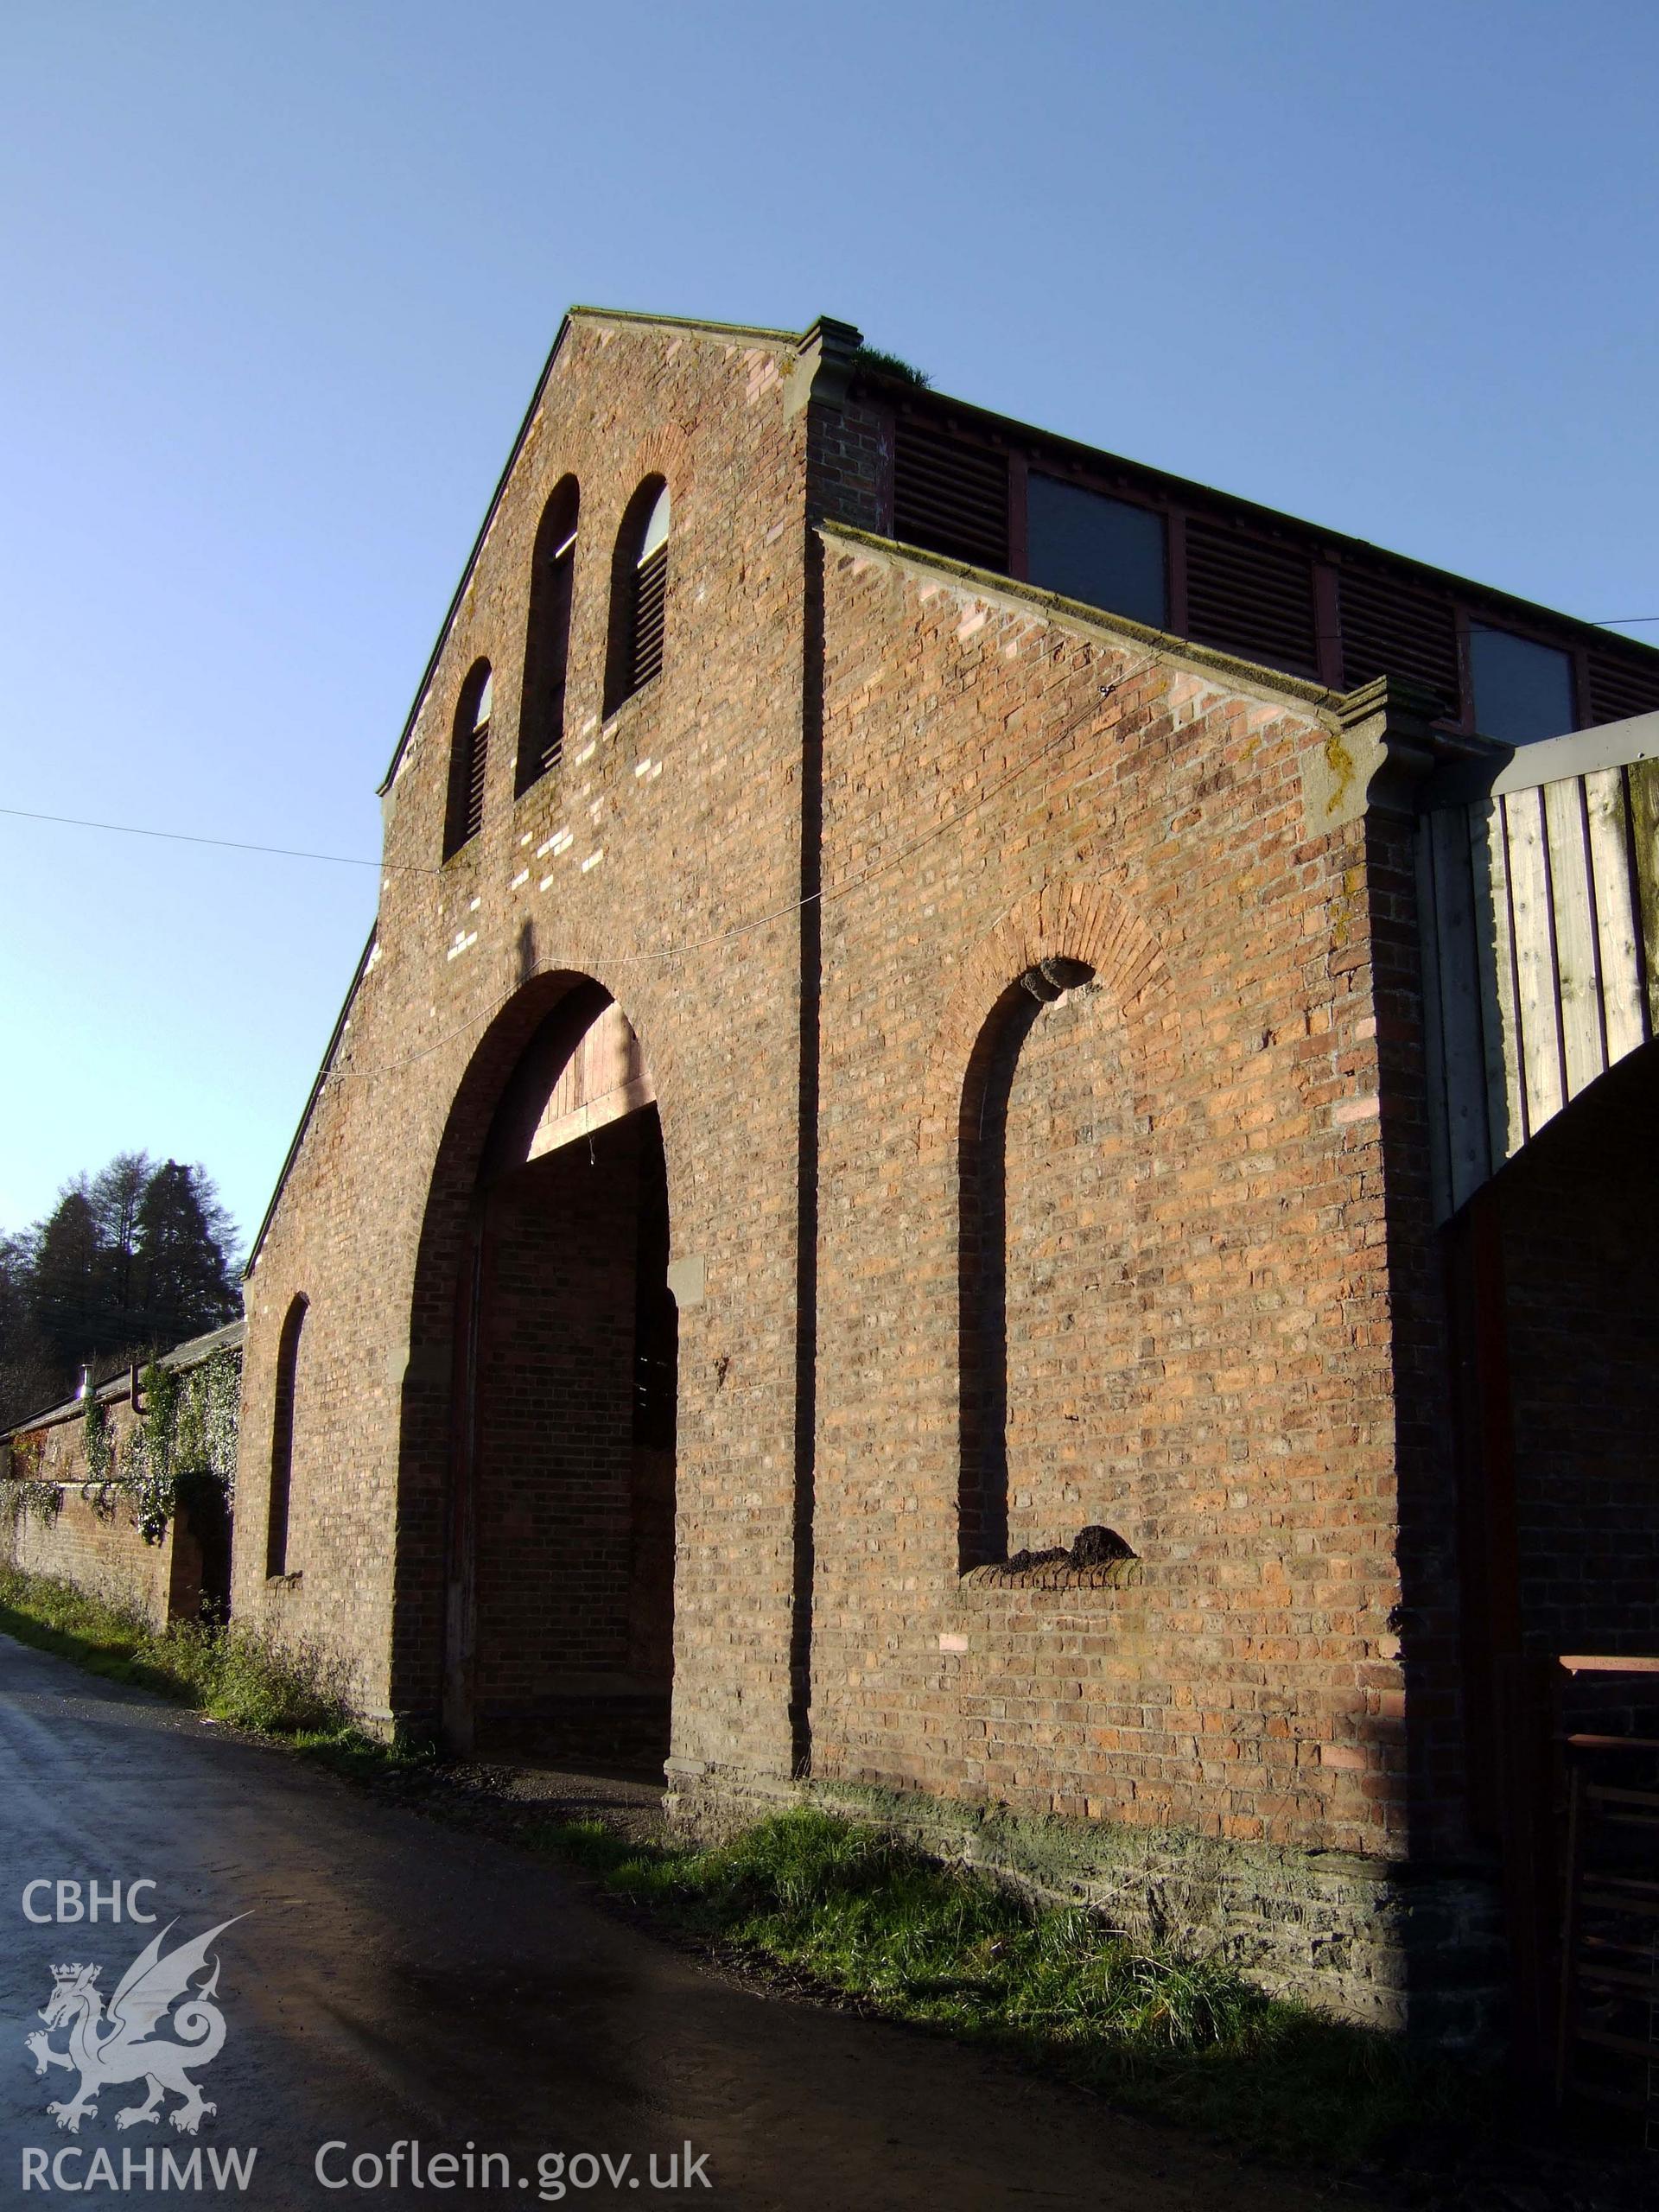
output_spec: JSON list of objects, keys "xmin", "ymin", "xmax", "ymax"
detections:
[{"xmin": 404, "ymin": 976, "xmax": 677, "ymax": 1767}]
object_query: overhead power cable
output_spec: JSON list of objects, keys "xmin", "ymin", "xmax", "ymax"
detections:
[
  {"xmin": 0, "ymin": 805, "xmax": 433, "ymax": 873},
  {"xmin": 5, "ymin": 602, "xmax": 1659, "ymax": 874}
]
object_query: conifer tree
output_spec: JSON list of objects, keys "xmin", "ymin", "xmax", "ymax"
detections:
[
  {"xmin": 0, "ymin": 1156, "xmax": 242, "ymax": 1427},
  {"xmin": 28, "ymin": 1185, "xmax": 105, "ymax": 1372},
  {"xmin": 133, "ymin": 1160, "xmax": 239, "ymax": 1347},
  {"xmin": 89, "ymin": 1150, "xmax": 153, "ymax": 1344},
  {"xmin": 0, "ymin": 1231, "xmax": 54, "ymax": 1427}
]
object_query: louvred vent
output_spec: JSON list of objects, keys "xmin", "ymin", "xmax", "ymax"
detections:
[
  {"xmin": 630, "ymin": 543, "xmax": 667, "ymax": 693},
  {"xmin": 536, "ymin": 550, "xmax": 573, "ymax": 776},
  {"xmin": 1587, "ymin": 648, "xmax": 1659, "ymax": 728},
  {"xmin": 1185, "ymin": 518, "xmax": 1319, "ymax": 676},
  {"xmin": 518, "ymin": 538, "xmax": 575, "ymax": 791},
  {"xmin": 893, "ymin": 416, "xmax": 1009, "ymax": 571},
  {"xmin": 463, "ymin": 720, "xmax": 488, "ymax": 844},
  {"xmin": 1338, "ymin": 564, "xmax": 1460, "ymax": 709}
]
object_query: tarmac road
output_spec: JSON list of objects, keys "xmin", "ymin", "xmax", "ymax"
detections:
[{"xmin": 0, "ymin": 1633, "xmax": 1357, "ymax": 2211}]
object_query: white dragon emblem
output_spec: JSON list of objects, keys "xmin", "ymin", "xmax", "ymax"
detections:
[{"xmin": 24, "ymin": 1918, "xmax": 243, "ymax": 2136}]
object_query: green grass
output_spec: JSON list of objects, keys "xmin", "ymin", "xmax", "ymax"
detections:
[
  {"xmin": 527, "ymin": 1806, "xmax": 1466, "ymax": 2164},
  {"xmin": 0, "ymin": 1563, "xmax": 426, "ymax": 1777}
]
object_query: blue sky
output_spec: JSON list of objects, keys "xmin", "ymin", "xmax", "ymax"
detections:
[{"xmin": 3, "ymin": 0, "xmax": 1656, "ymax": 1251}]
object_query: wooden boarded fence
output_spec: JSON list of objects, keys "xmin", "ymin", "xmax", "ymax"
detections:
[{"xmin": 1417, "ymin": 713, "xmax": 1659, "ymax": 1220}]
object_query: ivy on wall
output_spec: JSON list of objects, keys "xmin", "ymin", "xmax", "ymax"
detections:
[
  {"xmin": 75, "ymin": 1349, "xmax": 242, "ymax": 1546},
  {"xmin": 1, "ymin": 1431, "xmax": 62, "ymax": 1529},
  {"xmin": 85, "ymin": 1398, "xmax": 114, "ymax": 1482}
]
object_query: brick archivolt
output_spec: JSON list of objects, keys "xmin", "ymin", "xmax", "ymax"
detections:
[{"xmin": 917, "ymin": 877, "xmax": 1166, "ymax": 1160}]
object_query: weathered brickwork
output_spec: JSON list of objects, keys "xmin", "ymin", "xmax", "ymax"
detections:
[
  {"xmin": 804, "ymin": 537, "xmax": 1410, "ymax": 1866},
  {"xmin": 1, "ymin": 1389, "xmax": 215, "ymax": 1628},
  {"xmin": 238, "ymin": 316, "xmax": 817, "ymax": 1761},
  {"xmin": 235, "ymin": 308, "xmax": 1659, "ymax": 2039},
  {"xmin": 467, "ymin": 1112, "xmax": 677, "ymax": 1759},
  {"xmin": 800, "ymin": 1783, "xmax": 1504, "ymax": 2044}
]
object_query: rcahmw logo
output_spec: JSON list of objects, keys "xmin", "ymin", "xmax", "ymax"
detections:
[{"xmin": 18, "ymin": 1882, "xmax": 257, "ymax": 2194}]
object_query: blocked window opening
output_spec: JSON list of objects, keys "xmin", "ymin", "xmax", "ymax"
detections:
[
  {"xmin": 266, "ymin": 1294, "xmax": 306, "ymax": 1578},
  {"xmin": 604, "ymin": 480, "xmax": 670, "ymax": 715},
  {"xmin": 517, "ymin": 478, "xmax": 579, "ymax": 794},
  {"xmin": 438, "ymin": 985, "xmax": 676, "ymax": 1768},
  {"xmin": 443, "ymin": 661, "xmax": 493, "ymax": 857},
  {"xmin": 960, "ymin": 961, "xmax": 1143, "ymax": 1577}
]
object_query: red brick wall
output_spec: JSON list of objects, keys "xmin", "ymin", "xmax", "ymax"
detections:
[
  {"xmin": 3, "ymin": 1401, "xmax": 183, "ymax": 1627},
  {"xmin": 986, "ymin": 977, "xmax": 1140, "ymax": 1563},
  {"xmin": 472, "ymin": 1116, "xmax": 658, "ymax": 1725},
  {"xmin": 238, "ymin": 327, "xmax": 1431, "ymax": 1874},
  {"xmin": 1363, "ymin": 792, "xmax": 1470, "ymax": 1865},
  {"xmin": 237, "ymin": 318, "xmax": 815, "ymax": 1760},
  {"xmin": 805, "ymin": 534, "xmax": 1411, "ymax": 1859}
]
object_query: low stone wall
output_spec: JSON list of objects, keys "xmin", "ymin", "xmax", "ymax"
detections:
[{"xmin": 664, "ymin": 1762, "xmax": 1505, "ymax": 2045}]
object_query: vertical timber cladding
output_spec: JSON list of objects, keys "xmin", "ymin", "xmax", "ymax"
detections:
[
  {"xmin": 1417, "ymin": 731, "xmax": 1658, "ymax": 1218},
  {"xmin": 809, "ymin": 523, "xmax": 1412, "ymax": 1868},
  {"xmin": 233, "ymin": 314, "xmax": 815, "ymax": 1767}
]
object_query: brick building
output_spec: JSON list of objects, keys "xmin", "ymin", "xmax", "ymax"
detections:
[
  {"xmin": 236, "ymin": 309, "xmax": 1659, "ymax": 2039},
  {"xmin": 2, "ymin": 1322, "xmax": 241, "ymax": 1626}
]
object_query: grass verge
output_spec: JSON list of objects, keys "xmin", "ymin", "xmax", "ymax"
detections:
[
  {"xmin": 530, "ymin": 1807, "xmax": 1470, "ymax": 2165},
  {"xmin": 0, "ymin": 1564, "xmax": 425, "ymax": 1781}
]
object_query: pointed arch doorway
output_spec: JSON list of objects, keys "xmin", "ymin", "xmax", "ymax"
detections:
[{"xmin": 442, "ymin": 981, "xmax": 677, "ymax": 1769}]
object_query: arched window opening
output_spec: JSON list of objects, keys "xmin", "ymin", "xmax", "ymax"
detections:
[
  {"xmin": 266, "ymin": 1294, "xmax": 307, "ymax": 1578},
  {"xmin": 604, "ymin": 479, "xmax": 670, "ymax": 715},
  {"xmin": 443, "ymin": 661, "xmax": 493, "ymax": 858},
  {"xmin": 958, "ymin": 959, "xmax": 1102, "ymax": 1575},
  {"xmin": 517, "ymin": 479, "xmax": 580, "ymax": 794}
]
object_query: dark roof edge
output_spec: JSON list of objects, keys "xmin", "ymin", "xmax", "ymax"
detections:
[
  {"xmin": 376, "ymin": 306, "xmax": 808, "ymax": 798},
  {"xmin": 864, "ymin": 376, "xmax": 1659, "ymax": 667},
  {"xmin": 1, "ymin": 1319, "xmax": 245, "ymax": 1445},
  {"xmin": 243, "ymin": 926, "xmax": 379, "ymax": 1282},
  {"xmin": 819, "ymin": 522, "xmax": 1344, "ymax": 713}
]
